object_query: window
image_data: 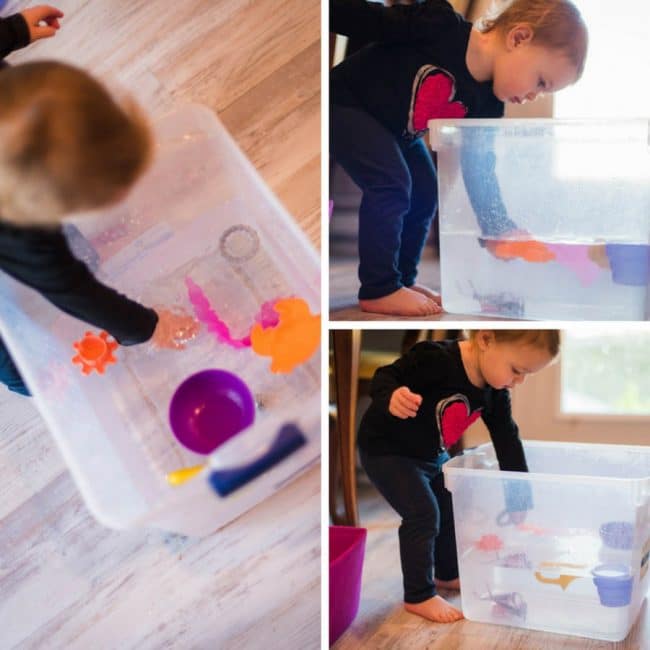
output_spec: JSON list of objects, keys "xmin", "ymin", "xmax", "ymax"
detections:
[
  {"xmin": 560, "ymin": 328, "xmax": 650, "ymax": 417},
  {"xmin": 554, "ymin": 1, "xmax": 650, "ymax": 119}
]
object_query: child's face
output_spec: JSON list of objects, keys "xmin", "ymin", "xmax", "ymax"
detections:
[
  {"xmin": 492, "ymin": 26, "xmax": 578, "ymax": 105},
  {"xmin": 477, "ymin": 337, "xmax": 554, "ymax": 390}
]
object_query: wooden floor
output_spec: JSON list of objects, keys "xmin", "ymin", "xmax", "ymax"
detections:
[
  {"xmin": 334, "ymin": 478, "xmax": 650, "ymax": 650},
  {"xmin": 1, "ymin": 1, "xmax": 320, "ymax": 648}
]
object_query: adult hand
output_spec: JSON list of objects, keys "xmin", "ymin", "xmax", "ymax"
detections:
[
  {"xmin": 388, "ymin": 386, "xmax": 422, "ymax": 419},
  {"xmin": 21, "ymin": 5, "xmax": 64, "ymax": 42}
]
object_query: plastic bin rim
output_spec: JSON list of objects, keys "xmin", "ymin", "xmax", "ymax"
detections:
[
  {"xmin": 443, "ymin": 440, "xmax": 650, "ymax": 486},
  {"xmin": 329, "ymin": 526, "xmax": 367, "ymax": 567},
  {"xmin": 427, "ymin": 116, "xmax": 650, "ymax": 129}
]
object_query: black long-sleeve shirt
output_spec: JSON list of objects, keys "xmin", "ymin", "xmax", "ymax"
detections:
[
  {"xmin": 0, "ymin": 13, "xmax": 29, "ymax": 58},
  {"xmin": 358, "ymin": 340, "xmax": 528, "ymax": 473},
  {"xmin": 331, "ymin": 0, "xmax": 517, "ymax": 236},
  {"xmin": 331, "ymin": 0, "xmax": 504, "ymax": 138},
  {"xmin": 0, "ymin": 221, "xmax": 158, "ymax": 345},
  {"xmin": 0, "ymin": 16, "xmax": 157, "ymax": 345}
]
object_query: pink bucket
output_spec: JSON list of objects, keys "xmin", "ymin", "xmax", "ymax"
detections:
[{"xmin": 329, "ymin": 526, "xmax": 367, "ymax": 645}]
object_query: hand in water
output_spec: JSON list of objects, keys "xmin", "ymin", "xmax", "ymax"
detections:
[
  {"xmin": 151, "ymin": 308, "xmax": 200, "ymax": 350},
  {"xmin": 481, "ymin": 229, "xmax": 554, "ymax": 263}
]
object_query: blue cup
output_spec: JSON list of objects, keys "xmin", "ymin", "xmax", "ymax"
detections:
[
  {"xmin": 592, "ymin": 564, "xmax": 633, "ymax": 607},
  {"xmin": 605, "ymin": 244, "xmax": 650, "ymax": 287}
]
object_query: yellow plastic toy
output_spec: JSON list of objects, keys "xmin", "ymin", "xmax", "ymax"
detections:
[{"xmin": 166, "ymin": 464, "xmax": 206, "ymax": 486}]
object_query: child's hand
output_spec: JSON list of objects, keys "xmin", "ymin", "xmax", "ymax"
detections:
[
  {"xmin": 389, "ymin": 386, "xmax": 422, "ymax": 419},
  {"xmin": 21, "ymin": 5, "xmax": 64, "ymax": 42},
  {"xmin": 151, "ymin": 308, "xmax": 200, "ymax": 350}
]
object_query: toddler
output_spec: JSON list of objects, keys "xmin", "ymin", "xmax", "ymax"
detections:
[
  {"xmin": 331, "ymin": 0, "xmax": 588, "ymax": 316},
  {"xmin": 0, "ymin": 17, "xmax": 198, "ymax": 396},
  {"xmin": 358, "ymin": 329, "xmax": 559, "ymax": 622}
]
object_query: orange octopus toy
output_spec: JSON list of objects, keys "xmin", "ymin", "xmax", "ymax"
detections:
[{"xmin": 72, "ymin": 330, "xmax": 118, "ymax": 375}]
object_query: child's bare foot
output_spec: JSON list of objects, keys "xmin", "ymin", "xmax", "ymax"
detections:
[
  {"xmin": 404, "ymin": 595, "xmax": 464, "ymax": 623},
  {"xmin": 408, "ymin": 284, "xmax": 442, "ymax": 306},
  {"xmin": 434, "ymin": 577, "xmax": 460, "ymax": 590},
  {"xmin": 359, "ymin": 287, "xmax": 441, "ymax": 317}
]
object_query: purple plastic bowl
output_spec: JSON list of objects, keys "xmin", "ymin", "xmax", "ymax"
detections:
[
  {"xmin": 169, "ymin": 369, "xmax": 255, "ymax": 455},
  {"xmin": 330, "ymin": 526, "xmax": 367, "ymax": 645}
]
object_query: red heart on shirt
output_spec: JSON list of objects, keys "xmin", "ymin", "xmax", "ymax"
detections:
[
  {"xmin": 413, "ymin": 72, "xmax": 467, "ymax": 131},
  {"xmin": 439, "ymin": 399, "xmax": 481, "ymax": 448}
]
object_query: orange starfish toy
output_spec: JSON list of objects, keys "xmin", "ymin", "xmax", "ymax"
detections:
[
  {"xmin": 72, "ymin": 330, "xmax": 118, "ymax": 375},
  {"xmin": 250, "ymin": 298, "xmax": 320, "ymax": 373}
]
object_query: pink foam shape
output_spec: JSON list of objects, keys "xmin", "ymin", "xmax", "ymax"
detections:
[
  {"xmin": 185, "ymin": 277, "xmax": 251, "ymax": 348},
  {"xmin": 546, "ymin": 243, "xmax": 601, "ymax": 286}
]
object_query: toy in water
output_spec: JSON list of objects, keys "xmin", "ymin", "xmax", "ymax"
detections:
[
  {"xmin": 516, "ymin": 522, "xmax": 550, "ymax": 536},
  {"xmin": 166, "ymin": 464, "xmax": 205, "ymax": 486},
  {"xmin": 497, "ymin": 552, "xmax": 532, "ymax": 569},
  {"xmin": 472, "ymin": 288, "xmax": 524, "ymax": 318},
  {"xmin": 592, "ymin": 564, "xmax": 634, "ymax": 607},
  {"xmin": 493, "ymin": 239, "xmax": 555, "ymax": 263},
  {"xmin": 605, "ymin": 243, "xmax": 650, "ymax": 287},
  {"xmin": 185, "ymin": 277, "xmax": 253, "ymax": 348},
  {"xmin": 475, "ymin": 534, "xmax": 503, "ymax": 552},
  {"xmin": 250, "ymin": 298, "xmax": 321, "ymax": 373},
  {"xmin": 534, "ymin": 562, "xmax": 587, "ymax": 590},
  {"xmin": 599, "ymin": 521, "xmax": 635, "ymax": 550},
  {"xmin": 478, "ymin": 588, "xmax": 527, "ymax": 620},
  {"xmin": 71, "ymin": 330, "xmax": 118, "ymax": 375},
  {"xmin": 168, "ymin": 369, "xmax": 255, "ymax": 454},
  {"xmin": 209, "ymin": 423, "xmax": 307, "ymax": 497},
  {"xmin": 545, "ymin": 243, "xmax": 602, "ymax": 286}
]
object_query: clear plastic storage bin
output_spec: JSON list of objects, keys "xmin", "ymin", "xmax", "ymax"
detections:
[
  {"xmin": 443, "ymin": 441, "xmax": 650, "ymax": 641},
  {"xmin": 0, "ymin": 105, "xmax": 320, "ymax": 536},
  {"xmin": 430, "ymin": 120, "xmax": 650, "ymax": 320}
]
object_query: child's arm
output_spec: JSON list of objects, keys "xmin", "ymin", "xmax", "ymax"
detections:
[
  {"xmin": 0, "ymin": 6, "xmax": 63, "ymax": 58},
  {"xmin": 480, "ymin": 389, "xmax": 526, "ymax": 471},
  {"xmin": 0, "ymin": 14, "xmax": 30, "ymax": 58},
  {"xmin": 370, "ymin": 341, "xmax": 444, "ymax": 416},
  {"xmin": 481, "ymin": 388, "xmax": 533, "ymax": 514},
  {"xmin": 331, "ymin": 0, "xmax": 456, "ymax": 43},
  {"xmin": 460, "ymin": 128, "xmax": 519, "ymax": 240},
  {"xmin": 0, "ymin": 223, "xmax": 197, "ymax": 349}
]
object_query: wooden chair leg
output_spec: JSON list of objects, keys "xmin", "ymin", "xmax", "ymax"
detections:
[{"xmin": 332, "ymin": 329, "xmax": 361, "ymax": 527}]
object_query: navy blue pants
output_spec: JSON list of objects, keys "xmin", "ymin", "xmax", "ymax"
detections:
[
  {"xmin": 0, "ymin": 338, "xmax": 30, "ymax": 396},
  {"xmin": 330, "ymin": 104, "xmax": 438, "ymax": 300},
  {"xmin": 359, "ymin": 448, "xmax": 458, "ymax": 603}
]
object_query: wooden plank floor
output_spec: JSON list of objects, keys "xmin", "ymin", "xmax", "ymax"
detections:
[
  {"xmin": 0, "ymin": 1, "xmax": 320, "ymax": 648},
  {"xmin": 334, "ymin": 479, "xmax": 650, "ymax": 650}
]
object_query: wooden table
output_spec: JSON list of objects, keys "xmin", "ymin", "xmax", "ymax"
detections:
[{"xmin": 0, "ymin": 1, "xmax": 320, "ymax": 647}]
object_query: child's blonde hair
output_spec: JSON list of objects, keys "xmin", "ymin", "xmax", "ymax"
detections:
[
  {"xmin": 476, "ymin": 0, "xmax": 588, "ymax": 79},
  {"xmin": 466, "ymin": 329, "xmax": 560, "ymax": 357},
  {"xmin": 0, "ymin": 61, "xmax": 152, "ymax": 225}
]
